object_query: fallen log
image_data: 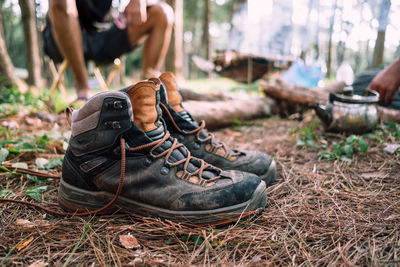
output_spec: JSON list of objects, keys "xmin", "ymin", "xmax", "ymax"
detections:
[
  {"xmin": 378, "ymin": 106, "xmax": 400, "ymax": 123},
  {"xmin": 182, "ymin": 97, "xmax": 272, "ymax": 130},
  {"xmin": 260, "ymin": 79, "xmax": 346, "ymax": 105},
  {"xmin": 260, "ymin": 79, "xmax": 400, "ymax": 123}
]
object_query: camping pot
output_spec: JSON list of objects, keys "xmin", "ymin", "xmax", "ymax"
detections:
[{"xmin": 311, "ymin": 86, "xmax": 379, "ymax": 133}]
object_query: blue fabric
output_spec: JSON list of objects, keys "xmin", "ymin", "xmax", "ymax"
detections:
[{"xmin": 281, "ymin": 60, "xmax": 325, "ymax": 88}]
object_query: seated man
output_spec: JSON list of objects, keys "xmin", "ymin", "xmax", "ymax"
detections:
[
  {"xmin": 353, "ymin": 58, "xmax": 400, "ymax": 110},
  {"xmin": 43, "ymin": 0, "xmax": 173, "ymax": 101}
]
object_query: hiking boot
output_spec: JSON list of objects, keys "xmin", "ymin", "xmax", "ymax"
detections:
[
  {"xmin": 158, "ymin": 72, "xmax": 277, "ymax": 185},
  {"xmin": 58, "ymin": 80, "xmax": 267, "ymax": 225}
]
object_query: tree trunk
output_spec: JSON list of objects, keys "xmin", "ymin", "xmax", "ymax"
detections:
[
  {"xmin": 165, "ymin": 0, "xmax": 183, "ymax": 79},
  {"xmin": 372, "ymin": 0, "xmax": 391, "ymax": 68},
  {"xmin": 0, "ymin": 6, "xmax": 27, "ymax": 91},
  {"xmin": 300, "ymin": 0, "xmax": 314, "ymax": 60},
  {"xmin": 314, "ymin": 0, "xmax": 320, "ymax": 59},
  {"xmin": 202, "ymin": 0, "xmax": 212, "ymax": 60},
  {"xmin": 19, "ymin": 0, "xmax": 44, "ymax": 88},
  {"xmin": 326, "ymin": 0, "xmax": 338, "ymax": 78}
]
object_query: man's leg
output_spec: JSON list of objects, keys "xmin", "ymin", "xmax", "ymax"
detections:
[
  {"xmin": 48, "ymin": 0, "xmax": 90, "ymax": 99},
  {"xmin": 126, "ymin": 3, "xmax": 173, "ymax": 79}
]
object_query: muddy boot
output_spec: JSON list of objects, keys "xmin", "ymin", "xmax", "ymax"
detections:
[
  {"xmin": 158, "ymin": 72, "xmax": 277, "ymax": 185},
  {"xmin": 59, "ymin": 80, "xmax": 267, "ymax": 225}
]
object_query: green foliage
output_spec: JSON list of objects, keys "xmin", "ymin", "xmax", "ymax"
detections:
[
  {"xmin": 0, "ymin": 148, "xmax": 9, "ymax": 165},
  {"xmin": 44, "ymin": 158, "xmax": 63, "ymax": 170},
  {"xmin": 25, "ymin": 185, "xmax": 48, "ymax": 202},
  {"xmin": 165, "ymin": 234, "xmax": 205, "ymax": 246},
  {"xmin": 0, "ymin": 189, "xmax": 15, "ymax": 198},
  {"xmin": 363, "ymin": 122, "xmax": 400, "ymax": 143},
  {"xmin": 295, "ymin": 121, "xmax": 371, "ymax": 162},
  {"xmin": 27, "ymin": 174, "xmax": 53, "ymax": 185},
  {"xmin": 233, "ymin": 119, "xmax": 241, "ymax": 126},
  {"xmin": 0, "ymin": 86, "xmax": 46, "ymax": 118},
  {"xmin": 296, "ymin": 121, "xmax": 322, "ymax": 148},
  {"xmin": 318, "ymin": 135, "xmax": 368, "ymax": 162}
]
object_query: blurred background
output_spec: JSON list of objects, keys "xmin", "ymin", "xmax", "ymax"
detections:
[{"xmin": 0, "ymin": 0, "xmax": 399, "ymax": 96}]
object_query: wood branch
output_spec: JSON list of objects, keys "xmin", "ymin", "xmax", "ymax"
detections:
[
  {"xmin": 260, "ymin": 79, "xmax": 343, "ymax": 105},
  {"xmin": 378, "ymin": 106, "xmax": 400, "ymax": 123},
  {"xmin": 182, "ymin": 98, "xmax": 272, "ymax": 130},
  {"xmin": 179, "ymin": 88, "xmax": 222, "ymax": 102},
  {"xmin": 260, "ymin": 78, "xmax": 400, "ymax": 123}
]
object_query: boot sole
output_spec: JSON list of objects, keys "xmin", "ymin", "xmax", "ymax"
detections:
[
  {"xmin": 58, "ymin": 179, "xmax": 267, "ymax": 226},
  {"xmin": 260, "ymin": 159, "xmax": 277, "ymax": 186}
]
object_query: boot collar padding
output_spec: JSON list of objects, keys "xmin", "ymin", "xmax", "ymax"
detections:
[{"xmin": 71, "ymin": 91, "xmax": 133, "ymax": 137}]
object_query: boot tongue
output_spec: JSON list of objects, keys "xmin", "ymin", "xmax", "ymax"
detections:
[
  {"xmin": 159, "ymin": 72, "xmax": 184, "ymax": 113},
  {"xmin": 125, "ymin": 80, "xmax": 164, "ymax": 140},
  {"xmin": 159, "ymin": 72, "xmax": 207, "ymax": 138}
]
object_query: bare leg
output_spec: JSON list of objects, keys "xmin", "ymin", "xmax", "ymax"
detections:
[
  {"xmin": 126, "ymin": 3, "xmax": 173, "ymax": 79},
  {"xmin": 49, "ymin": 0, "xmax": 90, "ymax": 99}
]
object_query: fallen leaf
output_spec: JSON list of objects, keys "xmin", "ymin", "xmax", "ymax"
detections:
[
  {"xmin": 120, "ymin": 233, "xmax": 140, "ymax": 249},
  {"xmin": 28, "ymin": 260, "xmax": 48, "ymax": 267},
  {"xmin": 25, "ymin": 117, "xmax": 42, "ymax": 126},
  {"xmin": 0, "ymin": 148, "xmax": 9, "ymax": 165},
  {"xmin": 12, "ymin": 162, "xmax": 28, "ymax": 169},
  {"xmin": 16, "ymin": 236, "xmax": 34, "ymax": 251},
  {"xmin": 360, "ymin": 172, "xmax": 388, "ymax": 179},
  {"xmin": 1, "ymin": 120, "xmax": 19, "ymax": 130},
  {"xmin": 252, "ymin": 254, "xmax": 263, "ymax": 262},
  {"xmin": 128, "ymin": 257, "xmax": 144, "ymax": 267},
  {"xmin": 35, "ymin": 158, "xmax": 49, "ymax": 169},
  {"xmin": 383, "ymin": 143, "xmax": 400, "ymax": 154}
]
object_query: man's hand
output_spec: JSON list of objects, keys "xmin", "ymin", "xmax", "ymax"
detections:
[
  {"xmin": 369, "ymin": 59, "xmax": 400, "ymax": 104},
  {"xmin": 125, "ymin": 0, "xmax": 147, "ymax": 26}
]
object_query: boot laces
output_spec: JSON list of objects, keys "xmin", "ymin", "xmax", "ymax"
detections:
[
  {"xmin": 183, "ymin": 121, "xmax": 241, "ymax": 160},
  {"xmin": 160, "ymin": 103, "xmax": 240, "ymax": 160},
  {"xmin": 128, "ymin": 131, "xmax": 222, "ymax": 185}
]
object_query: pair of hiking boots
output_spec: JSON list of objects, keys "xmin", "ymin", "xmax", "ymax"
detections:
[{"xmin": 59, "ymin": 73, "xmax": 276, "ymax": 225}]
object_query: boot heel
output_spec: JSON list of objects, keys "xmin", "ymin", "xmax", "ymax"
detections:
[{"xmin": 58, "ymin": 178, "xmax": 118, "ymax": 215}]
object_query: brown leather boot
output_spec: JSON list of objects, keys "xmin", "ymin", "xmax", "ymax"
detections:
[
  {"xmin": 59, "ymin": 79, "xmax": 267, "ymax": 225},
  {"xmin": 159, "ymin": 72, "xmax": 276, "ymax": 185}
]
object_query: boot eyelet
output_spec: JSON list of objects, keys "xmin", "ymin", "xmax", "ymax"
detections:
[
  {"xmin": 144, "ymin": 158, "xmax": 152, "ymax": 166},
  {"xmin": 148, "ymin": 153, "xmax": 156, "ymax": 160},
  {"xmin": 104, "ymin": 121, "xmax": 121, "ymax": 129},
  {"xmin": 160, "ymin": 166, "xmax": 170, "ymax": 175},
  {"xmin": 112, "ymin": 121, "xmax": 121, "ymax": 129},
  {"xmin": 113, "ymin": 101, "xmax": 123, "ymax": 109},
  {"xmin": 193, "ymin": 143, "xmax": 200, "ymax": 150},
  {"xmin": 164, "ymin": 161, "xmax": 172, "ymax": 168}
]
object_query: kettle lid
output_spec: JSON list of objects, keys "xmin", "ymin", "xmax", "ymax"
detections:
[{"xmin": 329, "ymin": 87, "xmax": 379, "ymax": 104}]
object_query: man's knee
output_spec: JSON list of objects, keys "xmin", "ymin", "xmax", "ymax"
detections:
[
  {"xmin": 148, "ymin": 2, "xmax": 174, "ymax": 26},
  {"xmin": 49, "ymin": 0, "xmax": 78, "ymax": 21}
]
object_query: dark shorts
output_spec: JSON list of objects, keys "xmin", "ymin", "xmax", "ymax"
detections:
[
  {"xmin": 352, "ymin": 70, "xmax": 400, "ymax": 110},
  {"xmin": 42, "ymin": 19, "xmax": 133, "ymax": 64}
]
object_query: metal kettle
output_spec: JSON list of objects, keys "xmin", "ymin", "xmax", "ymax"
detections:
[{"xmin": 311, "ymin": 86, "xmax": 380, "ymax": 133}]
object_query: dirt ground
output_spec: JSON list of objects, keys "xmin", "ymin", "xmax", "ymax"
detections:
[{"xmin": 0, "ymin": 111, "xmax": 399, "ymax": 266}]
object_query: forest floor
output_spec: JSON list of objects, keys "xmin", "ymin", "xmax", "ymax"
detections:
[{"xmin": 0, "ymin": 90, "xmax": 400, "ymax": 266}]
